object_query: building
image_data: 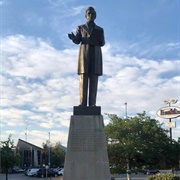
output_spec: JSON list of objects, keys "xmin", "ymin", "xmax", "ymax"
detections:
[{"xmin": 16, "ymin": 139, "xmax": 42, "ymax": 168}]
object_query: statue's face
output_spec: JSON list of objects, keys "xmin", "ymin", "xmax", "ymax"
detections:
[{"xmin": 86, "ymin": 9, "xmax": 96, "ymax": 22}]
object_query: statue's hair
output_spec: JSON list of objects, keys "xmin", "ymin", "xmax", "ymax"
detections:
[{"xmin": 85, "ymin": 6, "xmax": 96, "ymax": 19}]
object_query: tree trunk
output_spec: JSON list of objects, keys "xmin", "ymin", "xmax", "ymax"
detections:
[
  {"xmin": 126, "ymin": 157, "xmax": 131, "ymax": 180},
  {"xmin": 5, "ymin": 168, "xmax": 8, "ymax": 180}
]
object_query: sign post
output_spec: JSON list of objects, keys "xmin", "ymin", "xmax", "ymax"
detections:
[{"xmin": 157, "ymin": 99, "xmax": 179, "ymax": 140}]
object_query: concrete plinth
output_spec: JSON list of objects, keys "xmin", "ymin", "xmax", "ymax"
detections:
[
  {"xmin": 73, "ymin": 106, "xmax": 101, "ymax": 115},
  {"xmin": 63, "ymin": 109, "xmax": 111, "ymax": 180}
]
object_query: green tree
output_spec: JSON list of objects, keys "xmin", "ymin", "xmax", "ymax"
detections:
[
  {"xmin": 42, "ymin": 141, "xmax": 49, "ymax": 166},
  {"xmin": 105, "ymin": 112, "xmax": 174, "ymax": 175},
  {"xmin": 42, "ymin": 141, "xmax": 65, "ymax": 168},
  {"xmin": 51, "ymin": 142, "xmax": 65, "ymax": 168},
  {"xmin": 0, "ymin": 135, "xmax": 16, "ymax": 180},
  {"xmin": 163, "ymin": 138, "xmax": 180, "ymax": 170}
]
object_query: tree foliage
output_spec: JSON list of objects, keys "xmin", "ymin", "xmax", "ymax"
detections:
[
  {"xmin": 105, "ymin": 112, "xmax": 179, "ymax": 174},
  {"xmin": 42, "ymin": 141, "xmax": 65, "ymax": 168},
  {"xmin": 0, "ymin": 135, "xmax": 17, "ymax": 180}
]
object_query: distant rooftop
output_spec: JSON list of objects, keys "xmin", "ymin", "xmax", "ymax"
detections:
[
  {"xmin": 17, "ymin": 139, "xmax": 43, "ymax": 151},
  {"xmin": 60, "ymin": 144, "xmax": 67, "ymax": 152}
]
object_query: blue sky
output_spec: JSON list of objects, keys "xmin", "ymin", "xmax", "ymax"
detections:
[{"xmin": 1, "ymin": 0, "xmax": 180, "ymax": 147}]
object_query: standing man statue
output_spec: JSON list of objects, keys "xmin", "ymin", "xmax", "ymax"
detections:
[{"xmin": 68, "ymin": 6, "xmax": 105, "ymax": 107}]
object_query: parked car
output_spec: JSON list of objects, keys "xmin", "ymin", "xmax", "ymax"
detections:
[
  {"xmin": 26, "ymin": 168, "xmax": 39, "ymax": 177},
  {"xmin": 53, "ymin": 167, "xmax": 63, "ymax": 173},
  {"xmin": 8, "ymin": 167, "xmax": 24, "ymax": 173},
  {"xmin": 144, "ymin": 169, "xmax": 160, "ymax": 175},
  {"xmin": 24, "ymin": 169, "xmax": 29, "ymax": 176},
  {"xmin": 36, "ymin": 168, "xmax": 58, "ymax": 178},
  {"xmin": 58, "ymin": 168, "xmax": 64, "ymax": 176},
  {"xmin": 13, "ymin": 167, "xmax": 24, "ymax": 173}
]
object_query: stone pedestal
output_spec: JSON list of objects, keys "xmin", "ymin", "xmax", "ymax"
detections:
[{"xmin": 63, "ymin": 107, "xmax": 111, "ymax": 180}]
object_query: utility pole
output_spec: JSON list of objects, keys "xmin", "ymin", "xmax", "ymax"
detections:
[
  {"xmin": 48, "ymin": 132, "xmax": 51, "ymax": 168},
  {"xmin": 124, "ymin": 102, "xmax": 131, "ymax": 180},
  {"xmin": 25, "ymin": 126, "xmax": 27, "ymax": 141},
  {"xmin": 124, "ymin": 102, "xmax": 127, "ymax": 118}
]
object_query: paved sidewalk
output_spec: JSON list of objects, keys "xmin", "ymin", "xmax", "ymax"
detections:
[{"xmin": 0, "ymin": 173, "xmax": 63, "ymax": 180}]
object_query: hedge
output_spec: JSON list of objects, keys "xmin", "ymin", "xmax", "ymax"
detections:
[{"xmin": 147, "ymin": 173, "xmax": 180, "ymax": 180}]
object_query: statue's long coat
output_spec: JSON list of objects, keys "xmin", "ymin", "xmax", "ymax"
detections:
[{"xmin": 73, "ymin": 23, "xmax": 105, "ymax": 75}]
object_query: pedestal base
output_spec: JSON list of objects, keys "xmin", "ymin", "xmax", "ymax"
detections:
[
  {"xmin": 63, "ymin": 115, "xmax": 111, "ymax": 180},
  {"xmin": 73, "ymin": 106, "xmax": 101, "ymax": 115}
]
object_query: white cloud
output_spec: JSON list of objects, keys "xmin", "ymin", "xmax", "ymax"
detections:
[
  {"xmin": 39, "ymin": 119, "xmax": 55, "ymax": 129},
  {"xmin": 2, "ymin": 35, "xmax": 78, "ymax": 80},
  {"xmin": 21, "ymin": 130, "xmax": 68, "ymax": 147},
  {"xmin": 1, "ymin": 108, "xmax": 33, "ymax": 124},
  {"xmin": 107, "ymin": 40, "xmax": 180, "ymax": 60},
  {"xmin": 1, "ymin": 35, "xmax": 179, "ymax": 146}
]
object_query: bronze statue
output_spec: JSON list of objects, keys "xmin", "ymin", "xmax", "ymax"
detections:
[{"xmin": 68, "ymin": 6, "xmax": 105, "ymax": 106}]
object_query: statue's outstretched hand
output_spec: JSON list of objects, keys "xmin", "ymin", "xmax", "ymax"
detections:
[{"xmin": 68, "ymin": 32, "xmax": 76, "ymax": 41}]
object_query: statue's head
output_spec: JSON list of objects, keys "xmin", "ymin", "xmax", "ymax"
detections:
[{"xmin": 85, "ymin": 6, "xmax": 96, "ymax": 22}]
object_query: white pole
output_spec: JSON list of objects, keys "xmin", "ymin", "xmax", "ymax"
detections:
[{"xmin": 48, "ymin": 132, "xmax": 51, "ymax": 168}]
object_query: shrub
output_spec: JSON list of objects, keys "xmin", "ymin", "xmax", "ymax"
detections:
[{"xmin": 147, "ymin": 173, "xmax": 180, "ymax": 180}]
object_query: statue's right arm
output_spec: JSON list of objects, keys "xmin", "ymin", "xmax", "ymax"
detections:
[
  {"xmin": 69, "ymin": 26, "xmax": 81, "ymax": 45},
  {"xmin": 68, "ymin": 33, "xmax": 75, "ymax": 40}
]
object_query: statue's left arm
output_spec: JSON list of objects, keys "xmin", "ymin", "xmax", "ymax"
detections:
[{"xmin": 99, "ymin": 29, "xmax": 105, "ymax": 47}]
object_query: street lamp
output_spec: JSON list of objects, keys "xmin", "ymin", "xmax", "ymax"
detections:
[{"xmin": 163, "ymin": 99, "xmax": 178, "ymax": 106}]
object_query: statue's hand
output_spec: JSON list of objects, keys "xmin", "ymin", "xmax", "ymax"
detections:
[{"xmin": 68, "ymin": 32, "xmax": 75, "ymax": 40}]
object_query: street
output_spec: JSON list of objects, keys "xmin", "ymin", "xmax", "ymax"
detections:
[
  {"xmin": 0, "ymin": 173, "xmax": 63, "ymax": 180},
  {"xmin": 2, "ymin": 173, "xmax": 180, "ymax": 180},
  {"xmin": 114, "ymin": 173, "xmax": 149, "ymax": 180},
  {"xmin": 0, "ymin": 173, "xmax": 149, "ymax": 180}
]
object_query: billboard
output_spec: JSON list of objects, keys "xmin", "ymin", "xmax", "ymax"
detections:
[{"xmin": 157, "ymin": 106, "xmax": 180, "ymax": 119}]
